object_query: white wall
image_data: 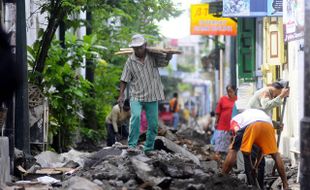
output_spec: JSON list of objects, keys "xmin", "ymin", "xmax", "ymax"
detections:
[
  {"xmin": 26, "ymin": 0, "xmax": 48, "ymax": 46},
  {"xmin": 280, "ymin": 39, "xmax": 304, "ymax": 163}
]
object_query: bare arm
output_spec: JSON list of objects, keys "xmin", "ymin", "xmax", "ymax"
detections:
[
  {"xmin": 153, "ymin": 53, "xmax": 173, "ymax": 67},
  {"xmin": 117, "ymin": 81, "xmax": 127, "ymax": 106},
  {"xmin": 111, "ymin": 108, "xmax": 119, "ymax": 133},
  {"xmin": 215, "ymin": 113, "xmax": 220, "ymax": 128},
  {"xmin": 260, "ymin": 91, "xmax": 282, "ymax": 110},
  {"xmin": 260, "ymin": 88, "xmax": 290, "ymax": 111}
]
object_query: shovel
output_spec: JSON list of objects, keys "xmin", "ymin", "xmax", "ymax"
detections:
[
  {"xmin": 277, "ymin": 81, "xmax": 289, "ymax": 147},
  {"xmin": 273, "ymin": 81, "xmax": 289, "ymax": 176}
]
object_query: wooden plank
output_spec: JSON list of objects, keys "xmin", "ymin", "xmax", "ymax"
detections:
[
  {"xmin": 115, "ymin": 47, "xmax": 182, "ymax": 56},
  {"xmin": 35, "ymin": 168, "xmax": 62, "ymax": 175}
]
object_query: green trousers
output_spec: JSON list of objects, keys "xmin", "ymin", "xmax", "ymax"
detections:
[{"xmin": 128, "ymin": 100, "xmax": 158, "ymax": 152}]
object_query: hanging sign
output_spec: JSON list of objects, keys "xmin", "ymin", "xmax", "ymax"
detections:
[
  {"xmin": 222, "ymin": 0, "xmax": 283, "ymax": 17},
  {"xmin": 223, "ymin": 0, "xmax": 268, "ymax": 17},
  {"xmin": 267, "ymin": 0, "xmax": 283, "ymax": 16},
  {"xmin": 190, "ymin": 4, "xmax": 237, "ymax": 36}
]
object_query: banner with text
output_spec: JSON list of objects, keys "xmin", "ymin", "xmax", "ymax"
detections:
[
  {"xmin": 222, "ymin": 0, "xmax": 283, "ymax": 17},
  {"xmin": 190, "ymin": 4, "xmax": 237, "ymax": 36},
  {"xmin": 223, "ymin": 0, "xmax": 267, "ymax": 17},
  {"xmin": 283, "ymin": 0, "xmax": 304, "ymax": 41}
]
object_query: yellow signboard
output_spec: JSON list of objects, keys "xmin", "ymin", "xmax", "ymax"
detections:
[{"xmin": 190, "ymin": 4, "xmax": 237, "ymax": 36}]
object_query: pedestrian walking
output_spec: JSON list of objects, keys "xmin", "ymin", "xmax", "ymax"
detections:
[
  {"xmin": 214, "ymin": 85, "xmax": 237, "ymax": 160},
  {"xmin": 117, "ymin": 34, "xmax": 172, "ymax": 155},
  {"xmin": 105, "ymin": 99, "xmax": 131, "ymax": 146},
  {"xmin": 169, "ymin": 92, "xmax": 180, "ymax": 130}
]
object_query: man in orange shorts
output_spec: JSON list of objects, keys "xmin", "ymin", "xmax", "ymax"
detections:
[{"xmin": 222, "ymin": 109, "xmax": 289, "ymax": 189}]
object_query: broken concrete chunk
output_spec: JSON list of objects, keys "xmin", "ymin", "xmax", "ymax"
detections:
[
  {"xmin": 93, "ymin": 179, "xmax": 103, "ymax": 186},
  {"xmin": 61, "ymin": 149, "xmax": 91, "ymax": 167},
  {"xmin": 35, "ymin": 151, "xmax": 66, "ymax": 168},
  {"xmin": 36, "ymin": 176, "xmax": 60, "ymax": 184},
  {"xmin": 176, "ymin": 127, "xmax": 210, "ymax": 145},
  {"xmin": 186, "ymin": 183, "xmax": 205, "ymax": 190},
  {"xmin": 163, "ymin": 129, "xmax": 177, "ymax": 141},
  {"xmin": 62, "ymin": 176, "xmax": 103, "ymax": 190},
  {"xmin": 271, "ymin": 177, "xmax": 282, "ymax": 189},
  {"xmin": 264, "ymin": 157, "xmax": 275, "ymax": 176},
  {"xmin": 130, "ymin": 157, "xmax": 171, "ymax": 188},
  {"xmin": 124, "ymin": 179, "xmax": 138, "ymax": 190},
  {"xmin": 154, "ymin": 160, "xmax": 195, "ymax": 178},
  {"xmin": 155, "ymin": 136, "xmax": 200, "ymax": 165},
  {"xmin": 84, "ymin": 147, "xmax": 122, "ymax": 168},
  {"xmin": 201, "ymin": 160, "xmax": 218, "ymax": 173}
]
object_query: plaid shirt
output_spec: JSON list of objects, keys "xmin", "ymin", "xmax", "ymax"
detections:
[{"xmin": 121, "ymin": 52, "xmax": 169, "ymax": 102}]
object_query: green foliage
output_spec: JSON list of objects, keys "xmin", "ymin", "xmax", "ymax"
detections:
[
  {"xmin": 178, "ymin": 83, "xmax": 191, "ymax": 92},
  {"xmin": 177, "ymin": 64, "xmax": 196, "ymax": 73},
  {"xmin": 28, "ymin": 33, "xmax": 106, "ymax": 149},
  {"xmin": 94, "ymin": 60, "xmax": 122, "ymax": 127},
  {"xmin": 88, "ymin": 0, "xmax": 181, "ymax": 64}
]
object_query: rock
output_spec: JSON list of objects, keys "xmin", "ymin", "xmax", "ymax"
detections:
[
  {"xmin": 36, "ymin": 176, "xmax": 60, "ymax": 184},
  {"xmin": 170, "ymin": 178, "xmax": 196, "ymax": 190},
  {"xmin": 155, "ymin": 136, "xmax": 200, "ymax": 165},
  {"xmin": 61, "ymin": 149, "xmax": 91, "ymax": 167},
  {"xmin": 153, "ymin": 159, "xmax": 195, "ymax": 178},
  {"xmin": 62, "ymin": 160, "xmax": 80, "ymax": 168},
  {"xmin": 108, "ymin": 179, "xmax": 124, "ymax": 187},
  {"xmin": 237, "ymin": 173, "xmax": 247, "ymax": 183},
  {"xmin": 264, "ymin": 156, "xmax": 275, "ymax": 176},
  {"xmin": 186, "ymin": 183, "xmax": 205, "ymax": 190},
  {"xmin": 93, "ymin": 179, "xmax": 103, "ymax": 186},
  {"xmin": 130, "ymin": 157, "xmax": 171, "ymax": 188},
  {"xmin": 14, "ymin": 148, "xmax": 36, "ymax": 171},
  {"xmin": 124, "ymin": 179, "xmax": 138, "ymax": 190},
  {"xmin": 35, "ymin": 151, "xmax": 66, "ymax": 168},
  {"xmin": 204, "ymin": 175, "xmax": 250, "ymax": 190},
  {"xmin": 84, "ymin": 147, "xmax": 122, "ymax": 168},
  {"xmin": 164, "ymin": 130, "xmax": 178, "ymax": 141},
  {"xmin": 176, "ymin": 127, "xmax": 210, "ymax": 145},
  {"xmin": 271, "ymin": 177, "xmax": 282, "ymax": 190},
  {"xmin": 62, "ymin": 176, "xmax": 103, "ymax": 190},
  {"xmin": 201, "ymin": 160, "xmax": 218, "ymax": 173}
]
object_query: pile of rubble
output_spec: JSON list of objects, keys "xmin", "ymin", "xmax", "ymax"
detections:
[
  {"xmin": 73, "ymin": 143, "xmax": 251, "ymax": 190},
  {"xmin": 1, "ymin": 125, "xmax": 300, "ymax": 190}
]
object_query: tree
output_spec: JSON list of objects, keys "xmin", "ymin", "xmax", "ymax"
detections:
[{"xmin": 31, "ymin": 0, "xmax": 86, "ymax": 84}]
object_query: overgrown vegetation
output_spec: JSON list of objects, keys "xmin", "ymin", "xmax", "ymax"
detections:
[{"xmin": 27, "ymin": 0, "xmax": 181, "ymax": 152}]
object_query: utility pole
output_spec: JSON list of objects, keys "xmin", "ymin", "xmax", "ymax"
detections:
[
  {"xmin": 214, "ymin": 36, "xmax": 219, "ymax": 110},
  {"xmin": 15, "ymin": 0, "xmax": 29, "ymax": 153},
  {"xmin": 230, "ymin": 37, "xmax": 237, "ymax": 87},
  {"xmin": 300, "ymin": 1, "xmax": 310, "ymax": 189}
]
